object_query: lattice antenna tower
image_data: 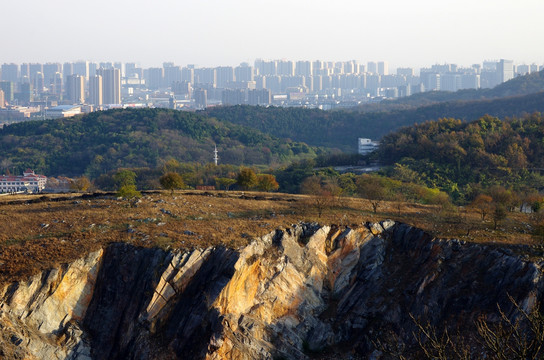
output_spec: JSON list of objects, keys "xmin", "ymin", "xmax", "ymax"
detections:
[{"xmin": 214, "ymin": 145, "xmax": 219, "ymax": 166}]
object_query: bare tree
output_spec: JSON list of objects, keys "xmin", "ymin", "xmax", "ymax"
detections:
[
  {"xmin": 472, "ymin": 194, "xmax": 493, "ymax": 221},
  {"xmin": 377, "ymin": 296, "xmax": 544, "ymax": 360},
  {"xmin": 300, "ymin": 175, "xmax": 340, "ymax": 218},
  {"xmin": 476, "ymin": 295, "xmax": 544, "ymax": 360},
  {"xmin": 410, "ymin": 314, "xmax": 471, "ymax": 360},
  {"xmin": 356, "ymin": 174, "xmax": 389, "ymax": 213}
]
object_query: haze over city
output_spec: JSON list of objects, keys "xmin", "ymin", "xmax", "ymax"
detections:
[
  {"xmin": 2, "ymin": 0, "xmax": 544, "ymax": 68},
  {"xmin": 4, "ymin": 1, "xmax": 544, "ymax": 359}
]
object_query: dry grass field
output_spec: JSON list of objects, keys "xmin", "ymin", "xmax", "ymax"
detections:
[{"xmin": 0, "ymin": 190, "xmax": 540, "ymax": 284}]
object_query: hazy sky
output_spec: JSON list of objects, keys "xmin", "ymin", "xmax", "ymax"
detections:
[{"xmin": 2, "ymin": 0, "xmax": 543, "ymax": 69}]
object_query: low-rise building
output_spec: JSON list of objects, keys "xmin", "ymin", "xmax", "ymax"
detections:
[
  {"xmin": 358, "ymin": 138, "xmax": 379, "ymax": 155},
  {"xmin": 0, "ymin": 169, "xmax": 47, "ymax": 193},
  {"xmin": 0, "ymin": 106, "xmax": 38, "ymax": 120},
  {"xmin": 46, "ymin": 105, "xmax": 81, "ymax": 119}
]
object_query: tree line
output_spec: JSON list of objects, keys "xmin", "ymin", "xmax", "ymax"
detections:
[
  {"xmin": 0, "ymin": 108, "xmax": 320, "ymax": 177},
  {"xmin": 378, "ymin": 113, "xmax": 544, "ymax": 203},
  {"xmin": 70, "ymin": 161, "xmax": 279, "ymax": 196},
  {"xmin": 204, "ymin": 91, "xmax": 544, "ymax": 152}
]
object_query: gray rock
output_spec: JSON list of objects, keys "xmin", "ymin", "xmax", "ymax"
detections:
[{"xmin": 1, "ymin": 222, "xmax": 543, "ymax": 359}]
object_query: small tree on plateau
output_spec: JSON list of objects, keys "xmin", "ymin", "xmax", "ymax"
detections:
[
  {"xmin": 70, "ymin": 176, "xmax": 92, "ymax": 192},
  {"xmin": 300, "ymin": 175, "xmax": 340, "ymax": 218},
  {"xmin": 160, "ymin": 172, "xmax": 185, "ymax": 195},
  {"xmin": 215, "ymin": 177, "xmax": 237, "ymax": 190},
  {"xmin": 117, "ymin": 184, "xmax": 141, "ymax": 199},
  {"xmin": 114, "ymin": 169, "xmax": 137, "ymax": 188},
  {"xmin": 114, "ymin": 169, "xmax": 141, "ymax": 199},
  {"xmin": 256, "ymin": 174, "xmax": 279, "ymax": 192},
  {"xmin": 356, "ymin": 174, "xmax": 388, "ymax": 213},
  {"xmin": 492, "ymin": 204, "xmax": 507, "ymax": 230},
  {"xmin": 237, "ymin": 167, "xmax": 258, "ymax": 190},
  {"xmin": 472, "ymin": 194, "xmax": 493, "ymax": 221}
]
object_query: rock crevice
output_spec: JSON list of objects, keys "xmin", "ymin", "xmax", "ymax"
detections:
[{"xmin": 0, "ymin": 221, "xmax": 543, "ymax": 359}]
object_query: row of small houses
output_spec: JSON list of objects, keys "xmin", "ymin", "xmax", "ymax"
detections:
[{"xmin": 0, "ymin": 169, "xmax": 47, "ymax": 194}]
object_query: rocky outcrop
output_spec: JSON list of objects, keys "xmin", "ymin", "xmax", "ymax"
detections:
[
  {"xmin": 0, "ymin": 249, "xmax": 102, "ymax": 359},
  {"xmin": 82, "ymin": 243, "xmax": 239, "ymax": 360},
  {"xmin": 1, "ymin": 221, "xmax": 543, "ymax": 359}
]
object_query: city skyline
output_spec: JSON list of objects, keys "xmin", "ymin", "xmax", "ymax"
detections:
[
  {"xmin": 1, "ymin": 57, "xmax": 542, "ymax": 75},
  {"xmin": 1, "ymin": 0, "xmax": 544, "ymax": 69},
  {"xmin": 2, "ymin": 57, "xmax": 539, "ymax": 118}
]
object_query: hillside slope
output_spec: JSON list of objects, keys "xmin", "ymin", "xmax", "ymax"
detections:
[
  {"xmin": 377, "ymin": 113, "xmax": 544, "ymax": 196},
  {"xmin": 376, "ymin": 69, "xmax": 544, "ymax": 108},
  {"xmin": 205, "ymin": 91, "xmax": 544, "ymax": 151},
  {"xmin": 0, "ymin": 108, "xmax": 318, "ymax": 177}
]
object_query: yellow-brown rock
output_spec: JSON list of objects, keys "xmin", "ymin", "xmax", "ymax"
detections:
[{"xmin": 1, "ymin": 221, "xmax": 543, "ymax": 360}]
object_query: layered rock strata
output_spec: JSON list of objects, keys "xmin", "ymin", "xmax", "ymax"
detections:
[{"xmin": 0, "ymin": 221, "xmax": 542, "ymax": 359}]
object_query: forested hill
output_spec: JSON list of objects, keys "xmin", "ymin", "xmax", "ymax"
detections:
[
  {"xmin": 205, "ymin": 106, "xmax": 349, "ymax": 150},
  {"xmin": 204, "ymin": 91, "xmax": 544, "ymax": 151},
  {"xmin": 0, "ymin": 108, "xmax": 318, "ymax": 177},
  {"xmin": 378, "ymin": 113, "xmax": 544, "ymax": 197}
]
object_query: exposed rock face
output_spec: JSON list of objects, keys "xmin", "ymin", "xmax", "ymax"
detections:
[
  {"xmin": 82, "ymin": 243, "xmax": 239, "ymax": 360},
  {"xmin": 0, "ymin": 249, "xmax": 102, "ymax": 359},
  {"xmin": 0, "ymin": 221, "xmax": 543, "ymax": 359}
]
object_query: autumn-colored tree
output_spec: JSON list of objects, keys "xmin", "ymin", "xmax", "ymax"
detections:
[
  {"xmin": 160, "ymin": 172, "xmax": 185, "ymax": 195},
  {"xmin": 471, "ymin": 194, "xmax": 493, "ymax": 221},
  {"xmin": 70, "ymin": 176, "xmax": 92, "ymax": 192},
  {"xmin": 237, "ymin": 167, "xmax": 258, "ymax": 190},
  {"xmin": 525, "ymin": 193, "xmax": 544, "ymax": 213},
  {"xmin": 533, "ymin": 212, "xmax": 544, "ymax": 242},
  {"xmin": 161, "ymin": 158, "xmax": 181, "ymax": 173},
  {"xmin": 337, "ymin": 173, "xmax": 358, "ymax": 196},
  {"xmin": 300, "ymin": 175, "xmax": 340, "ymax": 218},
  {"xmin": 489, "ymin": 185, "xmax": 518, "ymax": 212},
  {"xmin": 356, "ymin": 174, "xmax": 389, "ymax": 213},
  {"xmin": 391, "ymin": 163, "xmax": 421, "ymax": 183},
  {"xmin": 394, "ymin": 193, "xmax": 407, "ymax": 216},
  {"xmin": 505, "ymin": 143, "xmax": 528, "ymax": 168},
  {"xmin": 256, "ymin": 174, "xmax": 279, "ymax": 192}
]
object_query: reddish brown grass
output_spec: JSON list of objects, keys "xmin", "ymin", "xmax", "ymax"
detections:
[{"xmin": 0, "ymin": 191, "xmax": 538, "ymax": 284}]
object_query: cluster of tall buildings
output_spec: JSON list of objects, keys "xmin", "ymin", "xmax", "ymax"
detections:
[
  {"xmin": 418, "ymin": 59, "xmax": 526, "ymax": 92},
  {"xmin": 0, "ymin": 59, "xmax": 542, "ymax": 116},
  {"xmin": 0, "ymin": 61, "xmax": 121, "ymax": 109}
]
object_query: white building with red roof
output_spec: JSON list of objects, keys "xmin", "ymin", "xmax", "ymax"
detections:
[{"xmin": 0, "ymin": 169, "xmax": 47, "ymax": 193}]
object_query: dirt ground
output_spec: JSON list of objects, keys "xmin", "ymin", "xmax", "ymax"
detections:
[{"xmin": 0, "ymin": 190, "xmax": 540, "ymax": 284}]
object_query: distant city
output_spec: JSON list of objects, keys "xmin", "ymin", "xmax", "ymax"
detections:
[{"xmin": 0, "ymin": 59, "xmax": 542, "ymax": 123}]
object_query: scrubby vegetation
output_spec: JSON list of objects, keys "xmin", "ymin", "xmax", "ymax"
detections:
[
  {"xmin": 0, "ymin": 187, "xmax": 542, "ymax": 286},
  {"xmin": 378, "ymin": 113, "xmax": 544, "ymax": 203},
  {"xmin": 376, "ymin": 296, "xmax": 544, "ymax": 360},
  {"xmin": 0, "ymin": 108, "xmax": 320, "ymax": 177},
  {"xmin": 204, "ymin": 92, "xmax": 544, "ymax": 151}
]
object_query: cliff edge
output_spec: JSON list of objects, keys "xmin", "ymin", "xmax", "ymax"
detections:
[{"xmin": 1, "ymin": 221, "xmax": 542, "ymax": 359}]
